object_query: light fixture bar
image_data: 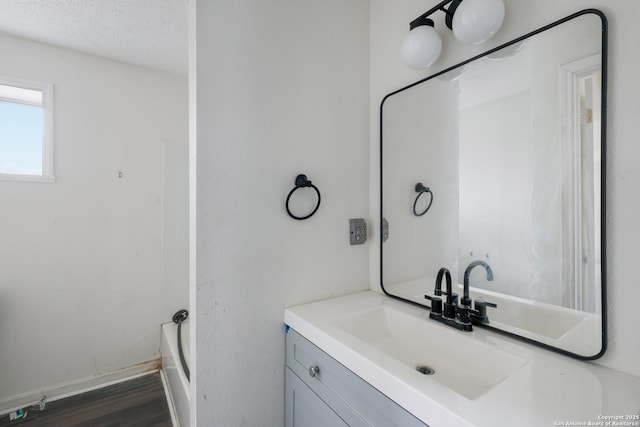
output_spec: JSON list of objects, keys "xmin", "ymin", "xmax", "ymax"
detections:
[{"xmin": 409, "ymin": 0, "xmax": 455, "ymax": 29}]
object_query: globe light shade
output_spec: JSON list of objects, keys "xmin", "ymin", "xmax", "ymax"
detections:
[
  {"xmin": 452, "ymin": 0, "xmax": 505, "ymax": 45},
  {"xmin": 401, "ymin": 25, "xmax": 443, "ymax": 70}
]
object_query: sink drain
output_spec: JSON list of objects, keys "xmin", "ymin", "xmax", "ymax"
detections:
[{"xmin": 416, "ymin": 365, "xmax": 435, "ymax": 375}]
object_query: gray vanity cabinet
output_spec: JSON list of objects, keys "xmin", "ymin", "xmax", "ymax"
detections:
[{"xmin": 285, "ymin": 328, "xmax": 428, "ymax": 427}]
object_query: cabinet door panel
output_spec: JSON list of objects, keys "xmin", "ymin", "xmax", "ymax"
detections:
[{"xmin": 285, "ymin": 367, "xmax": 349, "ymax": 427}]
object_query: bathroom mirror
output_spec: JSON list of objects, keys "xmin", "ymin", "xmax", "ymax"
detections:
[{"xmin": 380, "ymin": 10, "xmax": 607, "ymax": 359}]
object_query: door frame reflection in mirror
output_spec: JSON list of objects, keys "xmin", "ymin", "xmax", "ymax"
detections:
[{"xmin": 379, "ymin": 9, "xmax": 607, "ymax": 360}]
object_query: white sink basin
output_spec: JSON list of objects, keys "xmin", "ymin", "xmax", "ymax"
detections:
[{"xmin": 335, "ymin": 305, "xmax": 526, "ymax": 399}]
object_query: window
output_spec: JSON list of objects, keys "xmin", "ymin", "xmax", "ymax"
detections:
[{"xmin": 0, "ymin": 77, "xmax": 54, "ymax": 182}]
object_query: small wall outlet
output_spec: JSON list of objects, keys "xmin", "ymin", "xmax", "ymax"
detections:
[{"xmin": 349, "ymin": 218, "xmax": 367, "ymax": 245}]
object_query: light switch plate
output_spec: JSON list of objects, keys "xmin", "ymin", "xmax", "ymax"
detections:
[{"xmin": 349, "ymin": 218, "xmax": 367, "ymax": 245}]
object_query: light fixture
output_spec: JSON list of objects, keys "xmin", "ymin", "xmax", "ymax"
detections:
[
  {"xmin": 401, "ymin": 18, "xmax": 442, "ymax": 70},
  {"xmin": 402, "ymin": 0, "xmax": 505, "ymax": 70}
]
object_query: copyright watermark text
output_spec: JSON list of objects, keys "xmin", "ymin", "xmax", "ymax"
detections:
[{"xmin": 553, "ymin": 415, "xmax": 640, "ymax": 426}]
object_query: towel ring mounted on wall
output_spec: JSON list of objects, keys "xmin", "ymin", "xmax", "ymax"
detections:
[
  {"xmin": 413, "ymin": 182, "xmax": 433, "ymax": 216},
  {"xmin": 286, "ymin": 174, "xmax": 321, "ymax": 220}
]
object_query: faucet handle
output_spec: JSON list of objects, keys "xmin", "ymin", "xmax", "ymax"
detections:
[
  {"xmin": 470, "ymin": 298, "xmax": 497, "ymax": 324},
  {"xmin": 424, "ymin": 294, "xmax": 443, "ymax": 316},
  {"xmin": 475, "ymin": 298, "xmax": 497, "ymax": 309}
]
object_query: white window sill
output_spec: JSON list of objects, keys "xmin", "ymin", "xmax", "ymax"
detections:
[{"xmin": 0, "ymin": 174, "xmax": 56, "ymax": 183}]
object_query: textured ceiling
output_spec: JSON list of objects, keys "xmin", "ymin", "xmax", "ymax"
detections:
[{"xmin": 0, "ymin": 0, "xmax": 188, "ymax": 76}]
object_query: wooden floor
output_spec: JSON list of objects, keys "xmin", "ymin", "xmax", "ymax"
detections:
[{"xmin": 1, "ymin": 373, "xmax": 173, "ymax": 427}]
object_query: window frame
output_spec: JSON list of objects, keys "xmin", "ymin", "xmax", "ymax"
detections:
[{"xmin": 0, "ymin": 76, "xmax": 54, "ymax": 183}]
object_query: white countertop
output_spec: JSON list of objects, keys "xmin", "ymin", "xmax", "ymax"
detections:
[{"xmin": 285, "ymin": 291, "xmax": 640, "ymax": 427}]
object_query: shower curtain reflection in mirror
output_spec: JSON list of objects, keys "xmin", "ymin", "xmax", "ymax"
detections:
[{"xmin": 458, "ymin": 49, "xmax": 602, "ymax": 314}]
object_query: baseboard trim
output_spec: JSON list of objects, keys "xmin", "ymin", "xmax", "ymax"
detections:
[{"xmin": 0, "ymin": 358, "xmax": 161, "ymax": 415}]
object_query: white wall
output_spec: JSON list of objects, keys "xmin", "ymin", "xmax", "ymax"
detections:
[
  {"xmin": 163, "ymin": 142, "xmax": 190, "ymax": 316},
  {"xmin": 0, "ymin": 33, "xmax": 188, "ymax": 403},
  {"xmin": 191, "ymin": 0, "xmax": 370, "ymax": 425},
  {"xmin": 370, "ymin": 0, "xmax": 640, "ymax": 377}
]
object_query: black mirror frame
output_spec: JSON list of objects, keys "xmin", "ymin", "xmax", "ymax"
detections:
[{"xmin": 379, "ymin": 9, "xmax": 607, "ymax": 360}]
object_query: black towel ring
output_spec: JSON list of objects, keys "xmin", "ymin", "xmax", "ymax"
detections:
[
  {"xmin": 286, "ymin": 174, "xmax": 321, "ymax": 220},
  {"xmin": 413, "ymin": 182, "xmax": 433, "ymax": 216}
]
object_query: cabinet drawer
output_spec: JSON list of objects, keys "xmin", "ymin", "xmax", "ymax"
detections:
[{"xmin": 286, "ymin": 327, "xmax": 428, "ymax": 427}]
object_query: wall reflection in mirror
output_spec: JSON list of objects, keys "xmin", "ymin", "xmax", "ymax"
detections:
[{"xmin": 380, "ymin": 10, "xmax": 606, "ymax": 359}]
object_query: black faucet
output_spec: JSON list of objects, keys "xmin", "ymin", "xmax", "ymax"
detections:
[
  {"xmin": 424, "ymin": 263, "xmax": 499, "ymax": 332},
  {"xmin": 462, "ymin": 260, "xmax": 497, "ymax": 324},
  {"xmin": 437, "ymin": 267, "xmax": 457, "ymax": 319},
  {"xmin": 462, "ymin": 260, "xmax": 493, "ymax": 306},
  {"xmin": 425, "ymin": 268, "xmax": 446, "ymax": 317},
  {"xmin": 425, "ymin": 267, "xmax": 471, "ymax": 332}
]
